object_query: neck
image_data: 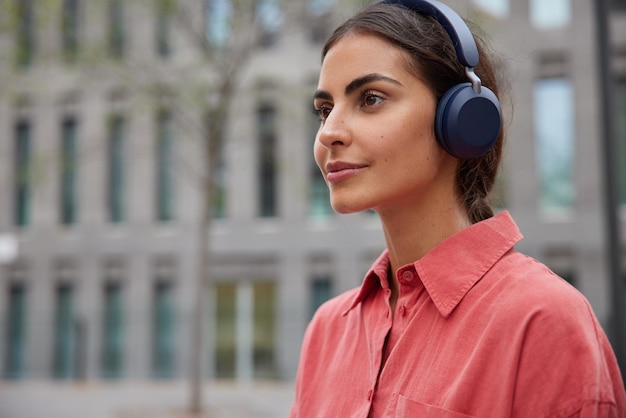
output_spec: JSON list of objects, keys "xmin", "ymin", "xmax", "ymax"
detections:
[{"xmin": 378, "ymin": 189, "xmax": 470, "ymax": 283}]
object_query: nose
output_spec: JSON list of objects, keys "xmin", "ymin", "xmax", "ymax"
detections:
[{"xmin": 316, "ymin": 110, "xmax": 351, "ymax": 148}]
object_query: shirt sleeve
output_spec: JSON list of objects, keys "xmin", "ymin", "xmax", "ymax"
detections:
[{"xmin": 511, "ymin": 284, "xmax": 625, "ymax": 417}]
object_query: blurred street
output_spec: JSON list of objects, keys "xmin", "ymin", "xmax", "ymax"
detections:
[{"xmin": 0, "ymin": 380, "xmax": 294, "ymax": 418}]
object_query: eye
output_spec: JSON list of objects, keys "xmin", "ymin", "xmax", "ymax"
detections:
[
  {"xmin": 361, "ymin": 91, "xmax": 385, "ymax": 108},
  {"xmin": 313, "ymin": 103, "xmax": 333, "ymax": 121}
]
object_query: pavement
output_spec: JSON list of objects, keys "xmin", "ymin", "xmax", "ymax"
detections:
[{"xmin": 0, "ymin": 379, "xmax": 295, "ymax": 418}]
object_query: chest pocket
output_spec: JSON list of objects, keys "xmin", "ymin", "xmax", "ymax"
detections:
[{"xmin": 395, "ymin": 395, "xmax": 476, "ymax": 418}]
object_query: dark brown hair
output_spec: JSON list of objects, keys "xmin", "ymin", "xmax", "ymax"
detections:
[{"xmin": 322, "ymin": 3, "xmax": 504, "ymax": 224}]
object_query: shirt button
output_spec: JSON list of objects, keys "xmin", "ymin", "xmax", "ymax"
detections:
[
  {"xmin": 401, "ymin": 270, "xmax": 415, "ymax": 282},
  {"xmin": 399, "ymin": 305, "xmax": 406, "ymax": 316},
  {"xmin": 367, "ymin": 389, "xmax": 373, "ymax": 401}
]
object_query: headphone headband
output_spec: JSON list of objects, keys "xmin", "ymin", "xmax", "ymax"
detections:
[{"xmin": 380, "ymin": 0, "xmax": 479, "ymax": 68}]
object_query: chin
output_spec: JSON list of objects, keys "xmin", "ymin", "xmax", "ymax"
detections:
[{"xmin": 331, "ymin": 199, "xmax": 369, "ymax": 215}]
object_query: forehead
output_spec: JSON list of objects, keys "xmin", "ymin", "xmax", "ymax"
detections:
[{"xmin": 318, "ymin": 32, "xmax": 414, "ymax": 87}]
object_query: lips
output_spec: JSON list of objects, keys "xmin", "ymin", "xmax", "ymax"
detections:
[{"xmin": 325, "ymin": 161, "xmax": 367, "ymax": 182}]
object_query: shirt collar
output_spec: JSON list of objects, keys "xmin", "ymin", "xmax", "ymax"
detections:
[{"xmin": 344, "ymin": 211, "xmax": 523, "ymax": 317}]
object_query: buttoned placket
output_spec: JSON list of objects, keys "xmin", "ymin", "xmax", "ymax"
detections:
[
  {"xmin": 365, "ymin": 285, "xmax": 394, "ymax": 413},
  {"xmin": 366, "ymin": 265, "xmax": 425, "ymax": 417},
  {"xmin": 385, "ymin": 266, "xmax": 424, "ymax": 357}
]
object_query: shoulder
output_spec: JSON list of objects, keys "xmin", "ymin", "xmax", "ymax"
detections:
[
  {"xmin": 475, "ymin": 250, "xmax": 607, "ymax": 353},
  {"xmin": 487, "ymin": 250, "xmax": 591, "ymax": 315},
  {"xmin": 482, "ymin": 252, "xmax": 625, "ymax": 416}
]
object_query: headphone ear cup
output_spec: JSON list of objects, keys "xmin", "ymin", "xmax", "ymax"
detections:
[{"xmin": 435, "ymin": 82, "xmax": 502, "ymax": 159}]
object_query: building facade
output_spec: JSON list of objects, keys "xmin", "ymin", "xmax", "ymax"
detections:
[{"xmin": 0, "ymin": 0, "xmax": 625, "ymax": 382}]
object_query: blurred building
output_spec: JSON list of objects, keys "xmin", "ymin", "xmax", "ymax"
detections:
[{"xmin": 0, "ymin": 0, "xmax": 625, "ymax": 383}]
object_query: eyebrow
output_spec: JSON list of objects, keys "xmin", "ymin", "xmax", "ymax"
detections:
[{"xmin": 313, "ymin": 73, "xmax": 403, "ymax": 101}]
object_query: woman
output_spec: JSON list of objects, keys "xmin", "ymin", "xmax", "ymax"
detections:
[{"xmin": 290, "ymin": 1, "xmax": 626, "ymax": 417}]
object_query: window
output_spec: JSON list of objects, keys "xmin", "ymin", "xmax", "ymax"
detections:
[
  {"xmin": 14, "ymin": 121, "xmax": 32, "ymax": 228},
  {"xmin": 53, "ymin": 283, "xmax": 75, "ymax": 379},
  {"xmin": 307, "ymin": 0, "xmax": 334, "ymax": 15},
  {"xmin": 215, "ymin": 282, "xmax": 236, "ymax": 378},
  {"xmin": 4, "ymin": 283, "xmax": 27, "ymax": 379},
  {"xmin": 534, "ymin": 78, "xmax": 575, "ymax": 215},
  {"xmin": 107, "ymin": 115, "xmax": 125, "ymax": 223},
  {"xmin": 256, "ymin": 0, "xmax": 283, "ymax": 47},
  {"xmin": 310, "ymin": 276, "xmax": 332, "ymax": 318},
  {"xmin": 257, "ymin": 104, "xmax": 278, "ymax": 217},
  {"xmin": 60, "ymin": 118, "xmax": 78, "ymax": 225},
  {"xmin": 530, "ymin": 0, "xmax": 571, "ymax": 29},
  {"xmin": 212, "ymin": 146, "xmax": 227, "ymax": 219},
  {"xmin": 253, "ymin": 281, "xmax": 276, "ymax": 378},
  {"xmin": 156, "ymin": 110, "xmax": 175, "ymax": 222},
  {"xmin": 102, "ymin": 281, "xmax": 124, "ymax": 378},
  {"xmin": 206, "ymin": 0, "xmax": 232, "ymax": 48},
  {"xmin": 472, "ymin": 0, "xmax": 509, "ymax": 18},
  {"xmin": 15, "ymin": 0, "xmax": 35, "ymax": 68},
  {"xmin": 61, "ymin": 0, "xmax": 80, "ymax": 62},
  {"xmin": 617, "ymin": 77, "xmax": 626, "ymax": 204},
  {"xmin": 156, "ymin": 0, "xmax": 173, "ymax": 58},
  {"xmin": 153, "ymin": 281, "xmax": 175, "ymax": 378},
  {"xmin": 308, "ymin": 104, "xmax": 332, "ymax": 218},
  {"xmin": 215, "ymin": 281, "xmax": 277, "ymax": 379},
  {"xmin": 108, "ymin": 0, "xmax": 125, "ymax": 58},
  {"xmin": 307, "ymin": 0, "xmax": 335, "ymax": 43}
]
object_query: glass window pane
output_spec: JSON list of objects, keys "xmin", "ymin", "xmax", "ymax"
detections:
[
  {"xmin": 156, "ymin": 110, "xmax": 175, "ymax": 222},
  {"xmin": 61, "ymin": 118, "xmax": 78, "ymax": 225},
  {"xmin": 153, "ymin": 281, "xmax": 175, "ymax": 378},
  {"xmin": 617, "ymin": 78, "xmax": 626, "ymax": 204},
  {"xmin": 156, "ymin": 0, "xmax": 173, "ymax": 58},
  {"xmin": 102, "ymin": 282, "xmax": 124, "ymax": 378},
  {"xmin": 256, "ymin": 0, "xmax": 283, "ymax": 47},
  {"xmin": 108, "ymin": 115, "xmax": 125, "ymax": 223},
  {"xmin": 53, "ymin": 283, "xmax": 75, "ymax": 379},
  {"xmin": 534, "ymin": 78, "xmax": 575, "ymax": 215},
  {"xmin": 215, "ymin": 282, "xmax": 236, "ymax": 378},
  {"xmin": 530, "ymin": 0, "xmax": 571, "ymax": 29},
  {"xmin": 258, "ymin": 104, "xmax": 278, "ymax": 218},
  {"xmin": 14, "ymin": 121, "xmax": 31, "ymax": 228},
  {"xmin": 253, "ymin": 281, "xmax": 276, "ymax": 379},
  {"xmin": 472, "ymin": 0, "xmax": 509, "ymax": 18},
  {"xmin": 307, "ymin": 0, "xmax": 335, "ymax": 15},
  {"xmin": 212, "ymin": 151, "xmax": 227, "ymax": 219},
  {"xmin": 310, "ymin": 276, "xmax": 332, "ymax": 318},
  {"xmin": 62, "ymin": 0, "xmax": 80, "ymax": 62},
  {"xmin": 5, "ymin": 283, "xmax": 27, "ymax": 379},
  {"xmin": 108, "ymin": 0, "xmax": 124, "ymax": 58},
  {"xmin": 206, "ymin": 0, "xmax": 232, "ymax": 48},
  {"xmin": 16, "ymin": 0, "xmax": 35, "ymax": 68}
]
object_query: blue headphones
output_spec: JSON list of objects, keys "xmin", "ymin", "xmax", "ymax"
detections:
[{"xmin": 381, "ymin": 0, "xmax": 502, "ymax": 159}]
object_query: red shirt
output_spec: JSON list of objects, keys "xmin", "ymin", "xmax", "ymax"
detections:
[{"xmin": 290, "ymin": 211, "xmax": 626, "ymax": 418}]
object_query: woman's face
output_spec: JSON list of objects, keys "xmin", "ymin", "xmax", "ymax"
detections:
[{"xmin": 314, "ymin": 32, "xmax": 457, "ymax": 215}]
